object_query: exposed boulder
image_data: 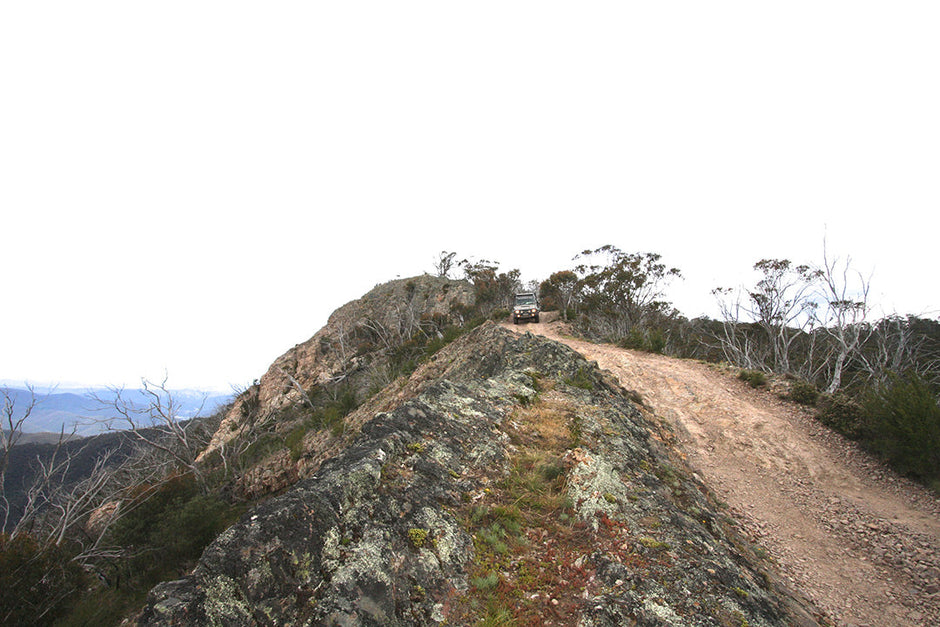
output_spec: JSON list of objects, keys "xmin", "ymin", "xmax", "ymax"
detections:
[{"xmin": 136, "ymin": 324, "xmax": 821, "ymax": 626}]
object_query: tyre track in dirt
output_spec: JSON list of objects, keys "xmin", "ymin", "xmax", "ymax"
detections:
[{"xmin": 505, "ymin": 317, "xmax": 940, "ymax": 626}]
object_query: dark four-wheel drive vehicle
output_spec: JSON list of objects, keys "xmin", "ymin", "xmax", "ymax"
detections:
[{"xmin": 512, "ymin": 292, "xmax": 540, "ymax": 324}]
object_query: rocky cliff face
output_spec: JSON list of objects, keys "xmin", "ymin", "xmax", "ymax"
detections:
[
  {"xmin": 136, "ymin": 321, "xmax": 821, "ymax": 626},
  {"xmin": 203, "ymin": 276, "xmax": 475, "ymax": 458}
]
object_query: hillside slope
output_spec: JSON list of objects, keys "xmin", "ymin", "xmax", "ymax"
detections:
[
  {"xmin": 134, "ymin": 323, "xmax": 820, "ymax": 626},
  {"xmin": 203, "ymin": 275, "xmax": 474, "ymax": 459},
  {"xmin": 505, "ymin": 317, "xmax": 940, "ymax": 626}
]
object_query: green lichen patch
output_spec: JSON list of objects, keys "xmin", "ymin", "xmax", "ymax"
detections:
[
  {"xmin": 408, "ymin": 527, "xmax": 429, "ymax": 549},
  {"xmin": 203, "ymin": 576, "xmax": 252, "ymax": 627},
  {"xmin": 565, "ymin": 448, "xmax": 633, "ymax": 530}
]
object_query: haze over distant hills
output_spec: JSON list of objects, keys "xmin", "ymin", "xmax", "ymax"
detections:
[{"xmin": 1, "ymin": 385, "xmax": 232, "ymax": 437}]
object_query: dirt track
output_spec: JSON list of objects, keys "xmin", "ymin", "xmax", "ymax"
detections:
[{"xmin": 504, "ymin": 317, "xmax": 940, "ymax": 626}]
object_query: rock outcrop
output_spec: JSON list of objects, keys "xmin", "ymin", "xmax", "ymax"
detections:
[
  {"xmin": 136, "ymin": 322, "xmax": 821, "ymax": 626},
  {"xmin": 203, "ymin": 275, "xmax": 474, "ymax": 457}
]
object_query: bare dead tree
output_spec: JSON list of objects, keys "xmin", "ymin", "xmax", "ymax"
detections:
[
  {"xmin": 27, "ymin": 447, "xmax": 119, "ymax": 549},
  {"xmin": 360, "ymin": 317, "xmax": 396, "ymax": 352},
  {"xmin": 395, "ymin": 297, "xmax": 427, "ymax": 342},
  {"xmin": 748, "ymin": 259, "xmax": 821, "ymax": 374},
  {"xmin": 361, "ymin": 301, "xmax": 427, "ymax": 355},
  {"xmin": 711, "ymin": 287, "xmax": 771, "ymax": 371},
  {"xmin": 329, "ymin": 319, "xmax": 356, "ymax": 383},
  {"xmin": 2, "ymin": 422, "xmax": 146, "ymax": 567},
  {"xmin": 816, "ymin": 245, "xmax": 873, "ymax": 393},
  {"xmin": 713, "ymin": 260, "xmax": 821, "ymax": 375},
  {"xmin": 91, "ymin": 375, "xmax": 213, "ymax": 491},
  {"xmin": 2, "ymin": 385, "xmax": 121, "ymax": 547},
  {"xmin": 278, "ymin": 367, "xmax": 315, "ymax": 408},
  {"xmin": 210, "ymin": 384, "xmax": 279, "ymax": 483},
  {"xmin": 433, "ymin": 251, "xmax": 458, "ymax": 278},
  {"xmin": 216, "ymin": 415, "xmax": 279, "ymax": 481},
  {"xmin": 857, "ymin": 315, "xmax": 924, "ymax": 385},
  {"xmin": 2, "ymin": 384, "xmax": 46, "ymax": 534}
]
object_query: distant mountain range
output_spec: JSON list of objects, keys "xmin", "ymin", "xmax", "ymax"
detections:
[{"xmin": 1, "ymin": 386, "xmax": 233, "ymax": 437}]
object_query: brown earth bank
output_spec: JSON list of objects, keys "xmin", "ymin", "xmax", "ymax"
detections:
[{"xmin": 504, "ymin": 315, "xmax": 940, "ymax": 627}]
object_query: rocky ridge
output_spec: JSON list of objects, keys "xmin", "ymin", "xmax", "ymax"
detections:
[
  {"xmin": 516, "ymin": 321, "xmax": 940, "ymax": 626},
  {"xmin": 203, "ymin": 276, "xmax": 474, "ymax": 459},
  {"xmin": 136, "ymin": 322, "xmax": 822, "ymax": 626}
]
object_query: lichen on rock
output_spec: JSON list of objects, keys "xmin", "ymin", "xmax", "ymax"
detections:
[{"xmin": 134, "ymin": 322, "xmax": 821, "ymax": 626}]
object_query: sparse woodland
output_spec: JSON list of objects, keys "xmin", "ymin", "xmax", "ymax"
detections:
[
  {"xmin": 0, "ymin": 246, "xmax": 937, "ymax": 625},
  {"xmin": 446, "ymin": 246, "xmax": 939, "ymax": 490}
]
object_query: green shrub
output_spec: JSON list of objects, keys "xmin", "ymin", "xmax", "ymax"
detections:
[
  {"xmin": 785, "ymin": 379, "xmax": 819, "ymax": 406},
  {"xmin": 332, "ymin": 386, "xmax": 358, "ymax": 417},
  {"xmin": 738, "ymin": 369, "xmax": 767, "ymax": 388},
  {"xmin": 539, "ymin": 460, "xmax": 565, "ymax": 483},
  {"xmin": 386, "ymin": 323, "xmax": 472, "ymax": 380},
  {"xmin": 488, "ymin": 506, "xmax": 523, "ymax": 535},
  {"xmin": 285, "ymin": 424, "xmax": 308, "ymax": 461},
  {"xmin": 109, "ymin": 475, "xmax": 199, "ymax": 548},
  {"xmin": 150, "ymin": 493, "xmax": 234, "ymax": 563},
  {"xmin": 303, "ymin": 385, "xmax": 359, "ymax": 434},
  {"xmin": 619, "ymin": 329, "xmax": 646, "ymax": 351},
  {"xmin": 861, "ymin": 372, "xmax": 940, "ymax": 481},
  {"xmin": 0, "ymin": 533, "xmax": 85, "ymax": 624},
  {"xmin": 424, "ymin": 324, "xmax": 464, "ymax": 356},
  {"xmin": 55, "ymin": 586, "xmax": 142, "ymax": 627},
  {"xmin": 617, "ymin": 328, "xmax": 665, "ymax": 353},
  {"xmin": 239, "ymin": 432, "xmax": 283, "ymax": 467},
  {"xmin": 490, "ymin": 308, "xmax": 511, "ymax": 321},
  {"xmin": 816, "ymin": 393, "xmax": 864, "ymax": 439},
  {"xmin": 108, "ymin": 475, "xmax": 242, "ymax": 588},
  {"xmin": 646, "ymin": 328, "xmax": 667, "ymax": 354},
  {"xmin": 564, "ymin": 367, "xmax": 594, "ymax": 391}
]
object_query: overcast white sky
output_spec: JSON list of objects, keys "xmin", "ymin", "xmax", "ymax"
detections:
[{"xmin": 2, "ymin": 2, "xmax": 938, "ymax": 391}]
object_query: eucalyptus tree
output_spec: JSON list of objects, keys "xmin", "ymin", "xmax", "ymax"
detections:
[
  {"xmin": 574, "ymin": 245, "xmax": 682, "ymax": 338},
  {"xmin": 714, "ymin": 259, "xmax": 821, "ymax": 375},
  {"xmin": 816, "ymin": 247, "xmax": 872, "ymax": 393}
]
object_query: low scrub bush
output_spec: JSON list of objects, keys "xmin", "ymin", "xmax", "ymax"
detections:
[
  {"xmin": 0, "ymin": 533, "xmax": 85, "ymax": 624},
  {"xmin": 285, "ymin": 425, "xmax": 308, "ymax": 461},
  {"xmin": 239, "ymin": 433, "xmax": 283, "ymax": 467},
  {"xmin": 108, "ymin": 474, "xmax": 242, "ymax": 589},
  {"xmin": 490, "ymin": 308, "xmax": 511, "ymax": 321},
  {"xmin": 814, "ymin": 373, "xmax": 940, "ymax": 486},
  {"xmin": 816, "ymin": 393, "xmax": 864, "ymax": 439},
  {"xmin": 861, "ymin": 372, "xmax": 940, "ymax": 482},
  {"xmin": 618, "ymin": 328, "xmax": 667, "ymax": 354},
  {"xmin": 386, "ymin": 323, "xmax": 474, "ymax": 380},
  {"xmin": 471, "ymin": 571, "xmax": 500, "ymax": 591},
  {"xmin": 564, "ymin": 367, "xmax": 594, "ymax": 391},
  {"xmin": 285, "ymin": 387, "xmax": 361, "ymax": 459},
  {"xmin": 784, "ymin": 379, "xmax": 819, "ymax": 406},
  {"xmin": 738, "ymin": 369, "xmax": 767, "ymax": 388},
  {"xmin": 618, "ymin": 328, "xmax": 646, "ymax": 351},
  {"xmin": 646, "ymin": 328, "xmax": 667, "ymax": 354}
]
